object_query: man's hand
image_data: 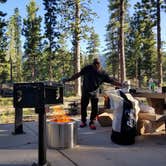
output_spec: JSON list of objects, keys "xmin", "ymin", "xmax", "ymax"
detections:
[
  {"xmin": 113, "ymin": 80, "xmax": 123, "ymax": 89},
  {"xmin": 122, "ymin": 81, "xmax": 129, "ymax": 88},
  {"xmin": 61, "ymin": 77, "xmax": 69, "ymax": 83}
]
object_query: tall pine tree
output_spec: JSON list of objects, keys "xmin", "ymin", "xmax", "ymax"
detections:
[
  {"xmin": 7, "ymin": 8, "xmax": 22, "ymax": 83},
  {"xmin": 0, "ymin": 0, "xmax": 8, "ymax": 83},
  {"xmin": 43, "ymin": 0, "xmax": 61, "ymax": 81},
  {"xmin": 105, "ymin": 0, "xmax": 129, "ymax": 80},
  {"xmin": 22, "ymin": 0, "xmax": 42, "ymax": 82},
  {"xmin": 86, "ymin": 29, "xmax": 100, "ymax": 63},
  {"xmin": 61, "ymin": 0, "xmax": 97, "ymax": 96},
  {"xmin": 126, "ymin": 1, "xmax": 157, "ymax": 87}
]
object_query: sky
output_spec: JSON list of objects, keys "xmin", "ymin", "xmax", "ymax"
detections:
[
  {"xmin": 0, "ymin": 0, "xmax": 110, "ymax": 52},
  {"xmin": 0, "ymin": 0, "xmax": 166, "ymax": 52}
]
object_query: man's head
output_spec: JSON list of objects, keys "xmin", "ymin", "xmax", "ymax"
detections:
[{"xmin": 93, "ymin": 58, "xmax": 101, "ymax": 70}]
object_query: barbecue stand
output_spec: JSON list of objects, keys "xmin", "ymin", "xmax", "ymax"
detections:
[{"xmin": 13, "ymin": 82, "xmax": 63, "ymax": 166}]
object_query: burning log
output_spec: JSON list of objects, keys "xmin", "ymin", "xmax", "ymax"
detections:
[{"xmin": 48, "ymin": 105, "xmax": 73, "ymax": 123}]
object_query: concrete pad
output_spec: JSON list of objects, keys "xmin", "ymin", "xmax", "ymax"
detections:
[
  {"xmin": 0, "ymin": 149, "xmax": 37, "ymax": 166},
  {"xmin": 0, "ymin": 121, "xmax": 166, "ymax": 166},
  {"xmin": 0, "ymin": 122, "xmax": 37, "ymax": 149},
  {"xmin": 62, "ymin": 123, "xmax": 166, "ymax": 166}
]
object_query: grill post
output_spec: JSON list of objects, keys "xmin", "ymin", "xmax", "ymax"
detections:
[
  {"xmin": 38, "ymin": 107, "xmax": 47, "ymax": 165},
  {"xmin": 13, "ymin": 107, "xmax": 24, "ymax": 134},
  {"xmin": 32, "ymin": 107, "xmax": 50, "ymax": 166}
]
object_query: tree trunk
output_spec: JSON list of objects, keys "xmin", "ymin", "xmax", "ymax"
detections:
[
  {"xmin": 74, "ymin": 0, "xmax": 81, "ymax": 96},
  {"xmin": 157, "ymin": 0, "xmax": 163, "ymax": 85},
  {"xmin": 135, "ymin": 58, "xmax": 138, "ymax": 87},
  {"xmin": 48, "ymin": 48, "xmax": 53, "ymax": 81},
  {"xmin": 119, "ymin": 0, "xmax": 126, "ymax": 83},
  {"xmin": 10, "ymin": 55, "xmax": 13, "ymax": 83},
  {"xmin": 32, "ymin": 55, "xmax": 35, "ymax": 82},
  {"xmin": 33, "ymin": 55, "xmax": 36, "ymax": 82}
]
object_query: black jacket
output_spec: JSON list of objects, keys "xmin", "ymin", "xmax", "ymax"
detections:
[{"xmin": 80, "ymin": 64, "xmax": 115, "ymax": 93}]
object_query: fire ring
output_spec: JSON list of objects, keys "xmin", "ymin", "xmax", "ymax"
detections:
[{"xmin": 47, "ymin": 120, "xmax": 77, "ymax": 149}]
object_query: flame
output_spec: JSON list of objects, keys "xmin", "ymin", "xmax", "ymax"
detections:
[{"xmin": 50, "ymin": 105, "xmax": 72, "ymax": 123}]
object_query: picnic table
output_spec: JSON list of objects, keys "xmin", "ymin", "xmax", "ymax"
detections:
[
  {"xmin": 132, "ymin": 92, "xmax": 166, "ymax": 114},
  {"xmin": 131, "ymin": 92, "xmax": 166, "ymax": 134}
]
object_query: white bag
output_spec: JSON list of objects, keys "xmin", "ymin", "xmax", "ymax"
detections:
[{"xmin": 139, "ymin": 103, "xmax": 155, "ymax": 114}]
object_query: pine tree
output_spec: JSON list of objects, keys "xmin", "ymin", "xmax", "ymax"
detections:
[
  {"xmin": 0, "ymin": 0, "xmax": 8, "ymax": 83},
  {"xmin": 55, "ymin": 33, "xmax": 74, "ymax": 81},
  {"xmin": 119, "ymin": 0, "xmax": 126, "ymax": 82},
  {"xmin": 126, "ymin": 1, "xmax": 157, "ymax": 87},
  {"xmin": 137, "ymin": 0, "xmax": 166, "ymax": 85},
  {"xmin": 43, "ymin": 0, "xmax": 61, "ymax": 81},
  {"xmin": 62, "ymin": 0, "xmax": 97, "ymax": 96},
  {"xmin": 156, "ymin": 0, "xmax": 166, "ymax": 85},
  {"xmin": 7, "ymin": 8, "xmax": 22, "ymax": 83},
  {"xmin": 22, "ymin": 0, "xmax": 42, "ymax": 82},
  {"xmin": 105, "ymin": 0, "xmax": 128, "ymax": 80},
  {"xmin": 86, "ymin": 29, "xmax": 100, "ymax": 63}
]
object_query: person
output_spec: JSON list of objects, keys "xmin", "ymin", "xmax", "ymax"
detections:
[
  {"xmin": 148, "ymin": 78, "xmax": 155, "ymax": 92},
  {"xmin": 64, "ymin": 58, "xmax": 122, "ymax": 130}
]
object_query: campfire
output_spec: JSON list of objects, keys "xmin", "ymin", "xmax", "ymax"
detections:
[
  {"xmin": 49, "ymin": 105, "xmax": 73, "ymax": 123},
  {"xmin": 47, "ymin": 105, "xmax": 77, "ymax": 149}
]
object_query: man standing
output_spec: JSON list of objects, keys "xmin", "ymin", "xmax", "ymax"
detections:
[{"xmin": 64, "ymin": 58, "xmax": 121, "ymax": 130}]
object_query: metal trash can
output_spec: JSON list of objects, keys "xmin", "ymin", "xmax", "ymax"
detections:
[{"xmin": 47, "ymin": 120, "xmax": 77, "ymax": 149}]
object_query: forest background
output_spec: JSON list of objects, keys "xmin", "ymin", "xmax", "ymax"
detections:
[{"xmin": 0, "ymin": 0, "xmax": 166, "ymax": 96}]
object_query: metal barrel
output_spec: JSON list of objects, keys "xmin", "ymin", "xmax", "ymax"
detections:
[{"xmin": 47, "ymin": 120, "xmax": 77, "ymax": 149}]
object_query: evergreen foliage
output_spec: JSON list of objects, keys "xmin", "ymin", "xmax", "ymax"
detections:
[
  {"xmin": 86, "ymin": 29, "xmax": 100, "ymax": 63},
  {"xmin": 105, "ymin": 0, "xmax": 128, "ymax": 80},
  {"xmin": 43, "ymin": 0, "xmax": 61, "ymax": 81},
  {"xmin": 0, "ymin": 0, "xmax": 8, "ymax": 83},
  {"xmin": 22, "ymin": 0, "xmax": 42, "ymax": 82},
  {"xmin": 7, "ymin": 8, "xmax": 22, "ymax": 83},
  {"xmin": 0, "ymin": 0, "xmax": 166, "ymax": 88}
]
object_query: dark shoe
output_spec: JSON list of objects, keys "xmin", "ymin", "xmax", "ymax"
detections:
[
  {"xmin": 89, "ymin": 123, "xmax": 96, "ymax": 130},
  {"xmin": 80, "ymin": 122, "xmax": 87, "ymax": 128}
]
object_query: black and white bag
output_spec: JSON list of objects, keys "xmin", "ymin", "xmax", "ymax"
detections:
[{"xmin": 110, "ymin": 90, "xmax": 137, "ymax": 145}]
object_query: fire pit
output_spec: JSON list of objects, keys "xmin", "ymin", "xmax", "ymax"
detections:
[
  {"xmin": 47, "ymin": 106, "xmax": 77, "ymax": 149},
  {"xmin": 47, "ymin": 120, "xmax": 77, "ymax": 149}
]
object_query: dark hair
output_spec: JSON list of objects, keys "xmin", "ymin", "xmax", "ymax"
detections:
[{"xmin": 93, "ymin": 58, "xmax": 100, "ymax": 65}]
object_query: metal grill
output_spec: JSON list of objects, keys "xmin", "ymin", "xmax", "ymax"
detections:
[
  {"xmin": 13, "ymin": 82, "xmax": 63, "ymax": 108},
  {"xmin": 13, "ymin": 82, "xmax": 63, "ymax": 166}
]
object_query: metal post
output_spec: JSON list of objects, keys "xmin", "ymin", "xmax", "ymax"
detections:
[
  {"xmin": 13, "ymin": 107, "xmax": 24, "ymax": 134},
  {"xmin": 39, "ymin": 107, "xmax": 47, "ymax": 165},
  {"xmin": 32, "ymin": 107, "xmax": 50, "ymax": 166}
]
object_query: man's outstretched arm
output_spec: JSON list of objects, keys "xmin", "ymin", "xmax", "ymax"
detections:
[
  {"xmin": 103, "ymin": 72, "xmax": 122, "ymax": 88},
  {"xmin": 65, "ymin": 72, "xmax": 81, "ymax": 82}
]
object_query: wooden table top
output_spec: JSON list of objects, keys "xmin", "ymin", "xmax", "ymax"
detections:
[{"xmin": 132, "ymin": 92, "xmax": 166, "ymax": 99}]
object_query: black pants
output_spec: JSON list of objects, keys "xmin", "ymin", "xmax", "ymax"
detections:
[{"xmin": 81, "ymin": 92, "xmax": 99, "ymax": 123}]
